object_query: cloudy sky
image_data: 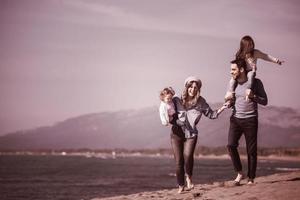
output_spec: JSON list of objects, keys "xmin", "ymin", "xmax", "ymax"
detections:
[{"xmin": 1, "ymin": 0, "xmax": 300, "ymax": 135}]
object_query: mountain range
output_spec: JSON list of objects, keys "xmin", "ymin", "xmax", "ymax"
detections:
[{"xmin": 0, "ymin": 104, "xmax": 299, "ymax": 150}]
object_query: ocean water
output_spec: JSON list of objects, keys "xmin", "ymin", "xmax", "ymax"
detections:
[{"xmin": 0, "ymin": 155, "xmax": 299, "ymax": 200}]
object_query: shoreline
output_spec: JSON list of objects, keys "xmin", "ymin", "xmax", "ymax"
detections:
[
  {"xmin": 1, "ymin": 151, "xmax": 300, "ymax": 162},
  {"xmin": 91, "ymin": 171, "xmax": 300, "ymax": 200}
]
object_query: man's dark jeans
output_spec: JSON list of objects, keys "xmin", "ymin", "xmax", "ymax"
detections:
[
  {"xmin": 227, "ymin": 116, "xmax": 258, "ymax": 179},
  {"xmin": 171, "ymin": 125, "xmax": 197, "ymax": 186}
]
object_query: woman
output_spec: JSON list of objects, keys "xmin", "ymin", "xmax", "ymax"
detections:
[{"xmin": 170, "ymin": 76, "xmax": 225, "ymax": 193}]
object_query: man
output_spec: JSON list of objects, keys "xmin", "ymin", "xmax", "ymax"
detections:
[{"xmin": 227, "ymin": 59, "xmax": 268, "ymax": 185}]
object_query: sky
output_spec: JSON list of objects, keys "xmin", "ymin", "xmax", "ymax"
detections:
[{"xmin": 1, "ymin": 0, "xmax": 300, "ymax": 135}]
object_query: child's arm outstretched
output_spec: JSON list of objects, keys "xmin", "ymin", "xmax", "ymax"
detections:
[{"xmin": 255, "ymin": 49, "xmax": 284, "ymax": 65}]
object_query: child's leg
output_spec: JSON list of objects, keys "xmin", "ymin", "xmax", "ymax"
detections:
[
  {"xmin": 225, "ymin": 78, "xmax": 237, "ymax": 101},
  {"xmin": 224, "ymin": 78, "xmax": 237, "ymax": 108},
  {"xmin": 229, "ymin": 78, "xmax": 237, "ymax": 92},
  {"xmin": 245, "ymin": 70, "xmax": 256, "ymax": 101},
  {"xmin": 247, "ymin": 70, "xmax": 256, "ymax": 90}
]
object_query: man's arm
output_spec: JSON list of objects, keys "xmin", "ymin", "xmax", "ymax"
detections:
[{"xmin": 249, "ymin": 79, "xmax": 268, "ymax": 106}]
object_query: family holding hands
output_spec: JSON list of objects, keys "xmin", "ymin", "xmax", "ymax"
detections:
[{"xmin": 158, "ymin": 35, "xmax": 284, "ymax": 193}]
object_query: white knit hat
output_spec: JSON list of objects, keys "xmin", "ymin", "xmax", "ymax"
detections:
[{"xmin": 184, "ymin": 76, "xmax": 202, "ymax": 88}]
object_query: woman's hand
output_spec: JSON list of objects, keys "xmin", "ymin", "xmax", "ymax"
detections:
[{"xmin": 217, "ymin": 104, "xmax": 227, "ymax": 115}]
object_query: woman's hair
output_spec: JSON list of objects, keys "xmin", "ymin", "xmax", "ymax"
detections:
[
  {"xmin": 159, "ymin": 87, "xmax": 175, "ymax": 101},
  {"xmin": 235, "ymin": 35, "xmax": 255, "ymax": 60},
  {"xmin": 182, "ymin": 81, "xmax": 201, "ymax": 108}
]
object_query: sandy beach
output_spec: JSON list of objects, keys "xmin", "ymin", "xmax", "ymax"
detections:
[{"xmin": 92, "ymin": 171, "xmax": 300, "ymax": 200}]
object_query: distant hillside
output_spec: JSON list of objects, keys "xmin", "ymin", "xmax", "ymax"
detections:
[{"xmin": 0, "ymin": 104, "xmax": 299, "ymax": 150}]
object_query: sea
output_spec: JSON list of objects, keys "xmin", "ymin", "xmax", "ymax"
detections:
[{"xmin": 0, "ymin": 154, "xmax": 299, "ymax": 200}]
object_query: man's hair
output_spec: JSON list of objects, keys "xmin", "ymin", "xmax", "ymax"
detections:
[{"xmin": 231, "ymin": 59, "xmax": 247, "ymax": 71}]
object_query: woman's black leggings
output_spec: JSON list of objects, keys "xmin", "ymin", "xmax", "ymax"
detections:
[{"xmin": 170, "ymin": 126, "xmax": 198, "ymax": 186}]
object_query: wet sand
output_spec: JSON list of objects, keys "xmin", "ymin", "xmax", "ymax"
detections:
[{"xmin": 91, "ymin": 171, "xmax": 300, "ymax": 200}]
